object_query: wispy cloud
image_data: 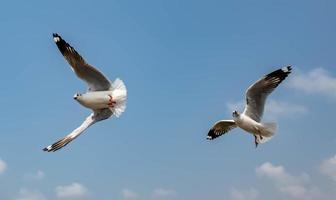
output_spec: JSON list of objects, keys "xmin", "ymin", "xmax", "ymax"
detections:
[
  {"xmin": 15, "ymin": 188, "xmax": 46, "ymax": 200},
  {"xmin": 230, "ymin": 187, "xmax": 259, "ymax": 200},
  {"xmin": 288, "ymin": 68, "xmax": 336, "ymax": 98},
  {"xmin": 320, "ymin": 154, "xmax": 336, "ymax": 182},
  {"xmin": 55, "ymin": 182, "xmax": 88, "ymax": 198},
  {"xmin": 265, "ymin": 100, "xmax": 308, "ymax": 119},
  {"xmin": 0, "ymin": 158, "xmax": 7, "ymax": 174},
  {"xmin": 152, "ymin": 188, "xmax": 177, "ymax": 199},
  {"xmin": 24, "ymin": 170, "xmax": 45, "ymax": 180},
  {"xmin": 226, "ymin": 99, "xmax": 307, "ymax": 120},
  {"xmin": 121, "ymin": 189, "xmax": 138, "ymax": 200},
  {"xmin": 226, "ymin": 101, "xmax": 245, "ymax": 114},
  {"xmin": 256, "ymin": 162, "xmax": 308, "ymax": 184},
  {"xmin": 256, "ymin": 162, "xmax": 322, "ymax": 200}
]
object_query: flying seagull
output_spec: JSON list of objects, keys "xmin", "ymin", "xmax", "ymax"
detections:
[
  {"xmin": 43, "ymin": 33, "xmax": 127, "ymax": 152},
  {"xmin": 207, "ymin": 66, "xmax": 292, "ymax": 147}
]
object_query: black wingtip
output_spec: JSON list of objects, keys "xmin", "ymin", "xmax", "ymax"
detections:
[
  {"xmin": 206, "ymin": 129, "xmax": 216, "ymax": 140},
  {"xmin": 43, "ymin": 146, "xmax": 52, "ymax": 152},
  {"xmin": 52, "ymin": 33, "xmax": 62, "ymax": 44},
  {"xmin": 43, "ymin": 137, "xmax": 73, "ymax": 152},
  {"xmin": 52, "ymin": 33, "xmax": 61, "ymax": 39},
  {"xmin": 283, "ymin": 65, "xmax": 292, "ymax": 73},
  {"xmin": 265, "ymin": 65, "xmax": 293, "ymax": 82},
  {"xmin": 52, "ymin": 33, "xmax": 70, "ymax": 55}
]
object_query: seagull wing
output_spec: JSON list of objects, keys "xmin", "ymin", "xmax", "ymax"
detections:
[
  {"xmin": 43, "ymin": 109, "xmax": 113, "ymax": 152},
  {"xmin": 207, "ymin": 120, "xmax": 237, "ymax": 140},
  {"xmin": 243, "ymin": 66, "xmax": 292, "ymax": 122},
  {"xmin": 53, "ymin": 33, "xmax": 111, "ymax": 91}
]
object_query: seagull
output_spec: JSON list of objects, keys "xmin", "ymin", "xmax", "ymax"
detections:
[
  {"xmin": 43, "ymin": 33, "xmax": 127, "ymax": 152},
  {"xmin": 207, "ymin": 66, "xmax": 292, "ymax": 147}
]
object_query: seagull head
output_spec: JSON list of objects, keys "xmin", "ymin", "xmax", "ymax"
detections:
[
  {"xmin": 232, "ymin": 110, "xmax": 240, "ymax": 118},
  {"xmin": 73, "ymin": 93, "xmax": 82, "ymax": 100}
]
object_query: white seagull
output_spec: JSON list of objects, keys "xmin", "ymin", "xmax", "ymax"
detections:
[
  {"xmin": 207, "ymin": 66, "xmax": 292, "ymax": 147},
  {"xmin": 43, "ymin": 33, "xmax": 127, "ymax": 152}
]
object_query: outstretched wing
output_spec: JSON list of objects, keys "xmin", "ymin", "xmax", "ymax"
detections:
[
  {"xmin": 243, "ymin": 66, "xmax": 292, "ymax": 122},
  {"xmin": 43, "ymin": 109, "xmax": 112, "ymax": 152},
  {"xmin": 207, "ymin": 120, "xmax": 237, "ymax": 140},
  {"xmin": 53, "ymin": 33, "xmax": 111, "ymax": 91}
]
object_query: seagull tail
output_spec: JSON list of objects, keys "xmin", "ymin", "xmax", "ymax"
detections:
[
  {"xmin": 261, "ymin": 122, "xmax": 277, "ymax": 137},
  {"xmin": 257, "ymin": 122, "xmax": 277, "ymax": 144},
  {"xmin": 110, "ymin": 78, "xmax": 127, "ymax": 117}
]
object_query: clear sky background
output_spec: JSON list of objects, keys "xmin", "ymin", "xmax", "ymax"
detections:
[{"xmin": 0, "ymin": 0, "xmax": 335, "ymax": 200}]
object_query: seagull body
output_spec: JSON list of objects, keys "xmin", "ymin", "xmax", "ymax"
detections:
[
  {"xmin": 207, "ymin": 66, "xmax": 292, "ymax": 147},
  {"xmin": 75, "ymin": 85, "xmax": 125, "ymax": 112},
  {"xmin": 43, "ymin": 33, "xmax": 127, "ymax": 152},
  {"xmin": 233, "ymin": 114, "xmax": 276, "ymax": 140}
]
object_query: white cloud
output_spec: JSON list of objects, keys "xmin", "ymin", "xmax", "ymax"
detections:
[
  {"xmin": 24, "ymin": 170, "xmax": 45, "ymax": 180},
  {"xmin": 288, "ymin": 68, "xmax": 336, "ymax": 98},
  {"xmin": 55, "ymin": 182, "xmax": 88, "ymax": 198},
  {"xmin": 230, "ymin": 188, "xmax": 259, "ymax": 200},
  {"xmin": 226, "ymin": 101, "xmax": 245, "ymax": 114},
  {"xmin": 279, "ymin": 185, "xmax": 308, "ymax": 199},
  {"xmin": 265, "ymin": 100, "xmax": 308, "ymax": 119},
  {"xmin": 227, "ymin": 99, "xmax": 307, "ymax": 120},
  {"xmin": 0, "ymin": 158, "xmax": 7, "ymax": 174},
  {"xmin": 256, "ymin": 162, "xmax": 322, "ymax": 200},
  {"xmin": 256, "ymin": 162, "xmax": 303, "ymax": 184},
  {"xmin": 35, "ymin": 170, "xmax": 45, "ymax": 179},
  {"xmin": 320, "ymin": 154, "xmax": 336, "ymax": 182},
  {"xmin": 121, "ymin": 189, "xmax": 138, "ymax": 200},
  {"xmin": 15, "ymin": 188, "xmax": 46, "ymax": 200},
  {"xmin": 152, "ymin": 188, "xmax": 176, "ymax": 198}
]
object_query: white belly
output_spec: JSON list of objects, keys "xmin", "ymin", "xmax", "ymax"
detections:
[
  {"xmin": 234, "ymin": 115, "xmax": 262, "ymax": 135},
  {"xmin": 77, "ymin": 91, "xmax": 114, "ymax": 110}
]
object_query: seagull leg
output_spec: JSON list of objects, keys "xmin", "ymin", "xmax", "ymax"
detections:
[
  {"xmin": 254, "ymin": 135, "xmax": 259, "ymax": 148},
  {"xmin": 107, "ymin": 95, "xmax": 116, "ymax": 108}
]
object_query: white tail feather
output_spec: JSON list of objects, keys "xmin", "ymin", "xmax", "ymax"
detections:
[
  {"xmin": 261, "ymin": 122, "xmax": 277, "ymax": 136},
  {"xmin": 257, "ymin": 122, "xmax": 277, "ymax": 144},
  {"xmin": 110, "ymin": 78, "xmax": 127, "ymax": 117}
]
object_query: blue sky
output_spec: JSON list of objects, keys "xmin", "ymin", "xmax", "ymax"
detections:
[{"xmin": 0, "ymin": 0, "xmax": 335, "ymax": 199}]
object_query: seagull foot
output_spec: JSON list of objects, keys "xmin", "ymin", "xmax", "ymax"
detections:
[
  {"xmin": 254, "ymin": 135, "xmax": 259, "ymax": 148},
  {"xmin": 107, "ymin": 95, "xmax": 116, "ymax": 107}
]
